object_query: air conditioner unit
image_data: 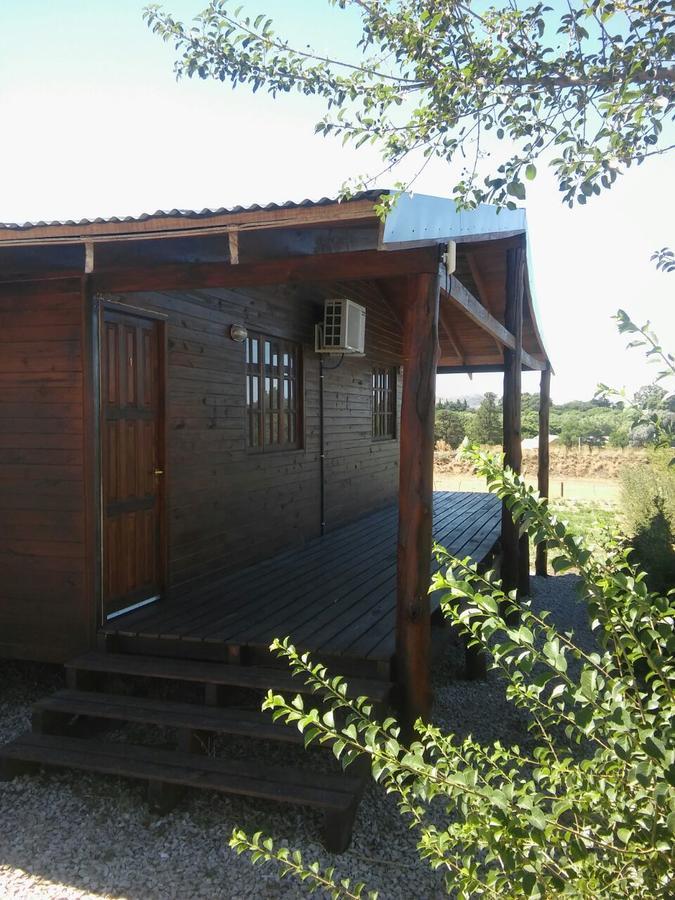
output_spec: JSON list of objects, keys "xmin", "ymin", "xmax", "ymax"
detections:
[{"xmin": 314, "ymin": 299, "xmax": 366, "ymax": 355}]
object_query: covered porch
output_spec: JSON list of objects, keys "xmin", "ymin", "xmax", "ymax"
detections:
[
  {"xmin": 0, "ymin": 191, "xmax": 551, "ymax": 725},
  {"xmin": 102, "ymin": 490, "xmax": 501, "ymax": 679}
]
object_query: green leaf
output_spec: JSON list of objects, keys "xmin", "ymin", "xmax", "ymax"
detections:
[{"xmin": 507, "ymin": 180, "xmax": 526, "ymax": 200}]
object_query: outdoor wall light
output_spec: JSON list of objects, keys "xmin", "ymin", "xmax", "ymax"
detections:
[{"xmin": 229, "ymin": 324, "xmax": 248, "ymax": 343}]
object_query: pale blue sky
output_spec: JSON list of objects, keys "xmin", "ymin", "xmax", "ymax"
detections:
[{"xmin": 1, "ymin": 1, "xmax": 673, "ymax": 402}]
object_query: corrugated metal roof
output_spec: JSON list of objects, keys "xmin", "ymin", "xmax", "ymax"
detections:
[{"xmin": 0, "ymin": 190, "xmax": 385, "ymax": 231}]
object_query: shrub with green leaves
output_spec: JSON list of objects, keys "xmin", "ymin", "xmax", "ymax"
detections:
[
  {"xmin": 230, "ymin": 449, "xmax": 674, "ymax": 898},
  {"xmin": 620, "ymin": 450, "xmax": 675, "ymax": 594}
]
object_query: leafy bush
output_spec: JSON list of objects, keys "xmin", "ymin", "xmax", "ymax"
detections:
[
  {"xmin": 621, "ymin": 452, "xmax": 675, "ymax": 594},
  {"xmin": 230, "ymin": 450, "xmax": 675, "ymax": 899},
  {"xmin": 621, "ymin": 452, "xmax": 675, "ymax": 536}
]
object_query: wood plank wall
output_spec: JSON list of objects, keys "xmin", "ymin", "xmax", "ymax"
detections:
[
  {"xmin": 110, "ymin": 279, "xmax": 403, "ymax": 599},
  {"xmin": 0, "ymin": 278, "xmax": 90, "ymax": 661}
]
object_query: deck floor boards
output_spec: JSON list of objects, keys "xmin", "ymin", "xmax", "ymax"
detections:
[{"xmin": 105, "ymin": 491, "xmax": 500, "ymax": 665}]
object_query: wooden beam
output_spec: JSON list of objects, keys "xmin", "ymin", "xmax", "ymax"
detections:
[
  {"xmin": 0, "ymin": 197, "xmax": 381, "ymax": 245},
  {"xmin": 438, "ymin": 301, "xmax": 464, "ymax": 363},
  {"xmin": 438, "ymin": 352, "xmax": 546, "ymax": 371},
  {"xmin": 536, "ymin": 366, "xmax": 552, "ymax": 576},
  {"xmin": 521, "ymin": 349, "xmax": 547, "ymax": 372},
  {"xmin": 466, "ymin": 251, "xmax": 503, "ymax": 358},
  {"xmin": 84, "ymin": 242, "xmax": 94, "ymax": 274},
  {"xmin": 441, "ymin": 272, "xmax": 515, "ymax": 349},
  {"xmin": 501, "ymin": 246, "xmax": 527, "ymax": 600},
  {"xmin": 228, "ymin": 231, "xmax": 239, "ymax": 265},
  {"xmin": 396, "ymin": 271, "xmax": 440, "ymax": 728},
  {"xmin": 91, "ymin": 247, "xmax": 439, "ymax": 294},
  {"xmin": 466, "ymin": 252, "xmax": 494, "ymax": 315}
]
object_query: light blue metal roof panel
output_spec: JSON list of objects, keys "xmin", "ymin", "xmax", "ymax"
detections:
[{"xmin": 382, "ymin": 194, "xmax": 527, "ymax": 245}]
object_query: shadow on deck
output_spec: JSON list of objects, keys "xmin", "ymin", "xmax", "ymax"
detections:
[{"xmin": 103, "ymin": 491, "xmax": 501, "ymax": 676}]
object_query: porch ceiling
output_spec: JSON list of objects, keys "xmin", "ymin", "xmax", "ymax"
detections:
[{"xmin": 0, "ymin": 191, "xmax": 549, "ymax": 370}]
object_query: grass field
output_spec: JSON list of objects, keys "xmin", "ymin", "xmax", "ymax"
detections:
[
  {"xmin": 435, "ymin": 460, "xmax": 625, "ymax": 549},
  {"xmin": 434, "ymin": 471, "xmax": 621, "ymax": 503}
]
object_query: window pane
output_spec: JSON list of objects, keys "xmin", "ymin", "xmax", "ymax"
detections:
[
  {"xmin": 245, "ymin": 332, "xmax": 301, "ymax": 451},
  {"xmin": 372, "ymin": 366, "xmax": 395, "ymax": 440}
]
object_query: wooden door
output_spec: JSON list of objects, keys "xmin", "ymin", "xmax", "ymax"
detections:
[{"xmin": 101, "ymin": 307, "xmax": 165, "ymax": 619}]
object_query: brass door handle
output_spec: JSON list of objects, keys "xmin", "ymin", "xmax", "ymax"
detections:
[{"xmin": 153, "ymin": 468, "xmax": 164, "ymax": 476}]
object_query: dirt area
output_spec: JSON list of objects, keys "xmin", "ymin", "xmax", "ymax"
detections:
[
  {"xmin": 434, "ymin": 471, "xmax": 621, "ymax": 502},
  {"xmin": 435, "ymin": 446, "xmax": 647, "ymax": 481}
]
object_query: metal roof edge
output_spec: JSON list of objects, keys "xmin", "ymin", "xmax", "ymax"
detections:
[
  {"xmin": 0, "ymin": 190, "xmax": 387, "ymax": 233},
  {"xmin": 381, "ymin": 194, "xmax": 527, "ymax": 245}
]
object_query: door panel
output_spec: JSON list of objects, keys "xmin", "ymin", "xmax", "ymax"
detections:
[{"xmin": 101, "ymin": 308, "xmax": 164, "ymax": 618}]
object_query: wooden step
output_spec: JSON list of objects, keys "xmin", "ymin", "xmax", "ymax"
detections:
[
  {"xmin": 0, "ymin": 732, "xmax": 363, "ymax": 852},
  {"xmin": 33, "ymin": 690, "xmax": 305, "ymax": 745},
  {"xmin": 65, "ymin": 651, "xmax": 392, "ymax": 704}
]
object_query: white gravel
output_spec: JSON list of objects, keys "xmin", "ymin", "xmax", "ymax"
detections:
[{"xmin": 0, "ymin": 574, "xmax": 585, "ymax": 899}]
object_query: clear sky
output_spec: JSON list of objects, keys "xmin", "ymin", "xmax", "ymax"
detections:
[{"xmin": 1, "ymin": 0, "xmax": 673, "ymax": 403}]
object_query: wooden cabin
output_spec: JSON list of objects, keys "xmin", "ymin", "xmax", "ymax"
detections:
[{"xmin": 0, "ymin": 193, "xmax": 551, "ymax": 847}]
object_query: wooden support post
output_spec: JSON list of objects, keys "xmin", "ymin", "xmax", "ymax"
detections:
[
  {"xmin": 501, "ymin": 244, "xmax": 527, "ymax": 599},
  {"xmin": 147, "ymin": 780, "xmax": 185, "ymax": 815},
  {"xmin": 396, "ymin": 271, "xmax": 441, "ymax": 728},
  {"xmin": 322, "ymin": 797, "xmax": 359, "ymax": 853},
  {"xmin": 536, "ymin": 366, "xmax": 552, "ymax": 576}
]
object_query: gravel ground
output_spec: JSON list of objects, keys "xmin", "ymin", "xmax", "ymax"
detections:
[{"xmin": 0, "ymin": 574, "xmax": 586, "ymax": 899}]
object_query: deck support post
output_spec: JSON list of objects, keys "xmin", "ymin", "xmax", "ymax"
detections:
[
  {"xmin": 501, "ymin": 244, "xmax": 528, "ymax": 601},
  {"xmin": 535, "ymin": 365, "xmax": 552, "ymax": 576},
  {"xmin": 396, "ymin": 270, "xmax": 441, "ymax": 728}
]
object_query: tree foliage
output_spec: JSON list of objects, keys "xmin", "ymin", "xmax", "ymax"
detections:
[
  {"xmin": 229, "ymin": 450, "xmax": 675, "ymax": 898},
  {"xmin": 435, "ymin": 391, "xmax": 638, "ymax": 449},
  {"xmin": 468, "ymin": 391, "xmax": 502, "ymax": 444},
  {"xmin": 597, "ymin": 308, "xmax": 675, "ymax": 451},
  {"xmin": 435, "ymin": 408, "xmax": 467, "ymax": 447},
  {"xmin": 145, "ymin": 0, "xmax": 674, "ymax": 208}
]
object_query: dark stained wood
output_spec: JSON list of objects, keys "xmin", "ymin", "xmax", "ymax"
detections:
[
  {"xmin": 65, "ymin": 651, "xmax": 392, "ymax": 703},
  {"xmin": 443, "ymin": 271, "xmax": 515, "ymax": 349},
  {"xmin": 107, "ymin": 279, "xmax": 403, "ymax": 599},
  {"xmin": 81, "ymin": 276, "xmax": 97, "ymax": 653},
  {"xmin": 100, "ymin": 306, "xmax": 166, "ymax": 617},
  {"xmin": 0, "ymin": 732, "xmax": 362, "ymax": 851},
  {"xmin": 396, "ymin": 272, "xmax": 441, "ymax": 725},
  {"xmin": 92, "ymin": 247, "xmax": 439, "ymax": 295},
  {"xmin": 0, "ymin": 196, "xmax": 380, "ymax": 244},
  {"xmin": 0, "ymin": 280, "xmax": 88, "ymax": 662},
  {"xmin": 536, "ymin": 366, "xmax": 552, "ymax": 576},
  {"xmin": 33, "ymin": 690, "xmax": 307, "ymax": 745},
  {"xmin": 502, "ymin": 247, "xmax": 524, "ymax": 591},
  {"xmin": 502, "ymin": 244, "xmax": 525, "ymax": 598},
  {"xmin": 0, "ymin": 230, "xmax": 548, "ymax": 668},
  {"xmin": 102, "ymin": 492, "xmax": 500, "ymax": 673}
]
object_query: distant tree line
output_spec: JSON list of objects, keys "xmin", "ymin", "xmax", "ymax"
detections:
[{"xmin": 435, "ymin": 387, "xmax": 675, "ymax": 449}]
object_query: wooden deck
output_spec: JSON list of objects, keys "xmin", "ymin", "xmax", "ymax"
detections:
[{"xmin": 103, "ymin": 491, "xmax": 500, "ymax": 673}]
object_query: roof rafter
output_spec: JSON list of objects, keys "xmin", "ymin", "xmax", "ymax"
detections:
[
  {"xmin": 438, "ymin": 301, "xmax": 465, "ymax": 364},
  {"xmin": 440, "ymin": 269, "xmax": 546, "ymax": 371},
  {"xmin": 466, "ymin": 250, "xmax": 503, "ymax": 359}
]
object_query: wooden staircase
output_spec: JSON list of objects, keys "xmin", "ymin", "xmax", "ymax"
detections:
[{"xmin": 0, "ymin": 651, "xmax": 392, "ymax": 852}]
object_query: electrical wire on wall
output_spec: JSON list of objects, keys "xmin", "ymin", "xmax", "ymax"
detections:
[{"xmin": 319, "ymin": 353, "xmax": 344, "ymax": 535}]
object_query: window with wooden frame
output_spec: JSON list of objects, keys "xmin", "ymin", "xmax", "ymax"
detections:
[
  {"xmin": 372, "ymin": 366, "xmax": 396, "ymax": 440},
  {"xmin": 245, "ymin": 332, "xmax": 301, "ymax": 451}
]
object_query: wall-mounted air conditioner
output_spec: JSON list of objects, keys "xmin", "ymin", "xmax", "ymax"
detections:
[{"xmin": 314, "ymin": 299, "xmax": 366, "ymax": 355}]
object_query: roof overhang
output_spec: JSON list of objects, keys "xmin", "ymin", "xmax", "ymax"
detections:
[{"xmin": 0, "ymin": 191, "xmax": 550, "ymax": 371}]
